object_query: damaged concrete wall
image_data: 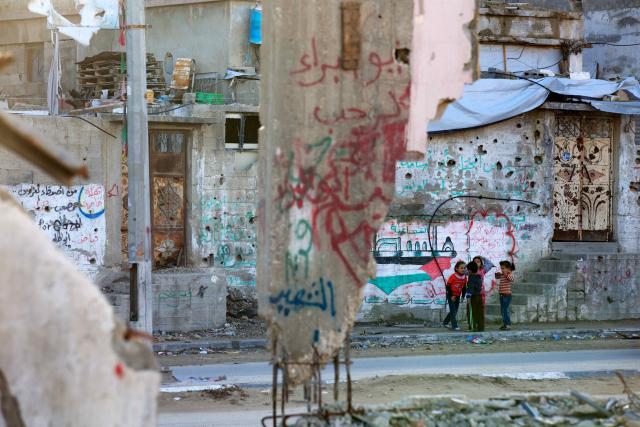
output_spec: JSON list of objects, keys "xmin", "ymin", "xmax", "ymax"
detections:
[
  {"xmin": 362, "ymin": 109, "xmax": 640, "ymax": 323},
  {"xmin": 360, "ymin": 114, "xmax": 550, "ymax": 322},
  {"xmin": 258, "ymin": 0, "xmax": 477, "ymax": 383},
  {"xmin": 582, "ymin": 1, "xmax": 640, "ymax": 79},
  {"xmin": 0, "ymin": 111, "xmax": 257, "ymax": 331},
  {"xmin": 0, "ymin": 115, "xmax": 122, "ymax": 278},
  {"xmin": 0, "ymin": 190, "xmax": 159, "ymax": 426}
]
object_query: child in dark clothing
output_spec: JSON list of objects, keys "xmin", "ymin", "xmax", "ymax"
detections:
[
  {"xmin": 442, "ymin": 261, "xmax": 467, "ymax": 331},
  {"xmin": 466, "ymin": 261, "xmax": 485, "ymax": 332}
]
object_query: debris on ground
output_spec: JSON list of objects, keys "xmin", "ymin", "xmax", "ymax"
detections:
[
  {"xmin": 227, "ymin": 287, "xmax": 258, "ymax": 319},
  {"xmin": 153, "ymin": 318, "xmax": 266, "ymax": 342},
  {"xmin": 201, "ymin": 384, "xmax": 248, "ymax": 402},
  {"xmin": 292, "ymin": 391, "xmax": 640, "ymax": 426}
]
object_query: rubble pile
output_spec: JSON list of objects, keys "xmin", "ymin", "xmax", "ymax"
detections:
[
  {"xmin": 227, "ymin": 287, "xmax": 258, "ymax": 319},
  {"xmin": 296, "ymin": 392, "xmax": 640, "ymax": 426}
]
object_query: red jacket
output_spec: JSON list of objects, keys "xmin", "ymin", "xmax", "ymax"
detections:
[{"xmin": 446, "ymin": 273, "xmax": 467, "ymax": 297}]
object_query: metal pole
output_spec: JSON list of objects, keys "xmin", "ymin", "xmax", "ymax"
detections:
[{"xmin": 125, "ymin": 0, "xmax": 153, "ymax": 332}]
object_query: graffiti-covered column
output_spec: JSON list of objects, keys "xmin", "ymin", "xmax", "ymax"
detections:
[{"xmin": 258, "ymin": 0, "xmax": 477, "ymax": 384}]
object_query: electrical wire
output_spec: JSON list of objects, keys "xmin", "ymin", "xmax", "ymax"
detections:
[
  {"xmin": 66, "ymin": 115, "xmax": 117, "ymax": 139},
  {"xmin": 588, "ymin": 41, "xmax": 640, "ymax": 47}
]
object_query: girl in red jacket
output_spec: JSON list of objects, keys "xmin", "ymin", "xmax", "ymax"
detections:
[{"xmin": 443, "ymin": 260, "xmax": 467, "ymax": 331}]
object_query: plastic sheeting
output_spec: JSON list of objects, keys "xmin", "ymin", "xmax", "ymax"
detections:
[{"xmin": 428, "ymin": 77, "xmax": 640, "ymax": 133}]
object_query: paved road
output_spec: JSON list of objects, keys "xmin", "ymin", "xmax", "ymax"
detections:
[
  {"xmin": 165, "ymin": 348, "xmax": 640, "ymax": 389},
  {"xmin": 159, "ymin": 348, "xmax": 640, "ymax": 426}
]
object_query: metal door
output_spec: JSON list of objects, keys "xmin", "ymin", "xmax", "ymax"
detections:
[
  {"xmin": 150, "ymin": 130, "xmax": 187, "ymax": 268},
  {"xmin": 553, "ymin": 115, "xmax": 613, "ymax": 241}
]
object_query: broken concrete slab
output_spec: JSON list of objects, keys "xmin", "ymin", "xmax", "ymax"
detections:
[{"xmin": 0, "ymin": 190, "xmax": 159, "ymax": 426}]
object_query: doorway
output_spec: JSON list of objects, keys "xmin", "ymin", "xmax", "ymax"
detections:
[
  {"xmin": 552, "ymin": 115, "xmax": 614, "ymax": 241},
  {"xmin": 149, "ymin": 130, "xmax": 188, "ymax": 268}
]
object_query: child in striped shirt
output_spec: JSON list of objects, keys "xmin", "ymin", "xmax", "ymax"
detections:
[{"xmin": 495, "ymin": 260, "xmax": 515, "ymax": 331}]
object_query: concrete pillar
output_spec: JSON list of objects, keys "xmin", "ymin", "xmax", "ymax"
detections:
[{"xmin": 258, "ymin": 0, "xmax": 477, "ymax": 384}]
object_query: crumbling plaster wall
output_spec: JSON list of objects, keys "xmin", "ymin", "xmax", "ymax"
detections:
[
  {"xmin": 582, "ymin": 1, "xmax": 640, "ymax": 79},
  {"xmin": 359, "ymin": 113, "xmax": 552, "ymax": 322}
]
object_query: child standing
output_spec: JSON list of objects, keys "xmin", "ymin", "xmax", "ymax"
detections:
[
  {"xmin": 495, "ymin": 260, "xmax": 515, "ymax": 331},
  {"xmin": 466, "ymin": 261, "xmax": 484, "ymax": 332},
  {"xmin": 443, "ymin": 261, "xmax": 467, "ymax": 331}
]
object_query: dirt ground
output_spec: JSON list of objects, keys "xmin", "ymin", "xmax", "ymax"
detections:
[
  {"xmin": 157, "ymin": 337, "xmax": 639, "ymax": 367},
  {"xmin": 158, "ymin": 371, "xmax": 640, "ymax": 413},
  {"xmin": 157, "ymin": 338, "xmax": 640, "ymax": 413}
]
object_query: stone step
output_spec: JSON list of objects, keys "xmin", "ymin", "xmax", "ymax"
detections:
[
  {"xmin": 551, "ymin": 241, "xmax": 618, "ymax": 255},
  {"xmin": 521, "ymin": 271, "xmax": 560, "ymax": 283},
  {"xmin": 537, "ymin": 259, "xmax": 577, "ymax": 273},
  {"xmin": 513, "ymin": 282, "xmax": 555, "ymax": 295}
]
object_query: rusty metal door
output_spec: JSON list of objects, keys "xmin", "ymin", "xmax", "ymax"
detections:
[
  {"xmin": 150, "ymin": 130, "xmax": 187, "ymax": 268},
  {"xmin": 553, "ymin": 115, "xmax": 613, "ymax": 241}
]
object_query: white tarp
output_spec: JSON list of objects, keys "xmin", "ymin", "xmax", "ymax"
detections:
[{"xmin": 428, "ymin": 77, "xmax": 640, "ymax": 133}]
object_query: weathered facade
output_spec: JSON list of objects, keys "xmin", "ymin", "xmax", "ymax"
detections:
[{"xmin": 360, "ymin": 107, "xmax": 640, "ymax": 323}]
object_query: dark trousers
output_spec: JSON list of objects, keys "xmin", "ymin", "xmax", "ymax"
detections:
[
  {"xmin": 446, "ymin": 297, "xmax": 460, "ymax": 329},
  {"xmin": 500, "ymin": 294, "xmax": 512, "ymax": 326},
  {"xmin": 443, "ymin": 292, "xmax": 452, "ymax": 325},
  {"xmin": 469, "ymin": 294, "xmax": 485, "ymax": 332}
]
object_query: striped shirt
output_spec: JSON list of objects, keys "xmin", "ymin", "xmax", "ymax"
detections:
[{"xmin": 499, "ymin": 271, "xmax": 514, "ymax": 295}]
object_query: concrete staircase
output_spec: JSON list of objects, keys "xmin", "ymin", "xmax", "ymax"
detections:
[{"xmin": 485, "ymin": 242, "xmax": 619, "ymax": 324}]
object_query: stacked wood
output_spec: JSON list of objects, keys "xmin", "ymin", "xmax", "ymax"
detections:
[{"xmin": 77, "ymin": 51, "xmax": 166, "ymax": 99}]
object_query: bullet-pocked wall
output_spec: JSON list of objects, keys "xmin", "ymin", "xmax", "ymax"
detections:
[{"xmin": 359, "ymin": 109, "xmax": 640, "ymax": 323}]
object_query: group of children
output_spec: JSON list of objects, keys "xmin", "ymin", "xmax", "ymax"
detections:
[{"xmin": 442, "ymin": 256, "xmax": 515, "ymax": 332}]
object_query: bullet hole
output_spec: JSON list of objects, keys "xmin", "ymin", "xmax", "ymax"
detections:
[
  {"xmin": 476, "ymin": 136, "xmax": 480, "ymax": 139},
  {"xmin": 94, "ymin": 228, "xmax": 98, "ymax": 232},
  {"xmin": 530, "ymin": 181, "xmax": 536, "ymax": 188},
  {"xmin": 516, "ymin": 123, "xmax": 522, "ymax": 128},
  {"xmin": 219, "ymin": 175, "xmax": 225, "ymax": 185},
  {"xmin": 493, "ymin": 138, "xmax": 498, "ymax": 143},
  {"xmin": 630, "ymin": 182, "xmax": 640, "ymax": 192},
  {"xmin": 536, "ymin": 120, "xmax": 540, "ymax": 124},
  {"xmin": 524, "ymin": 135, "xmax": 529, "ymax": 140},
  {"xmin": 516, "ymin": 206, "xmax": 521, "ymax": 212},
  {"xmin": 636, "ymin": 158, "xmax": 640, "ymax": 165},
  {"xmin": 534, "ymin": 129, "xmax": 541, "ymax": 139},
  {"xmin": 593, "ymin": 147, "xmax": 600, "ymax": 153},
  {"xmin": 506, "ymin": 171, "xmax": 514, "ymax": 178},
  {"xmin": 43, "ymin": 206, "xmax": 51, "ymax": 212},
  {"xmin": 477, "ymin": 145, "xmax": 487, "ymax": 155},
  {"xmin": 438, "ymin": 162, "xmax": 444, "ymax": 167},
  {"xmin": 236, "ymin": 254, "xmax": 243, "ymax": 261},
  {"xmin": 89, "ymin": 258, "xmax": 96, "ymax": 265},
  {"xmin": 202, "ymin": 258, "xmax": 209, "ymax": 263},
  {"xmin": 534, "ymin": 155, "xmax": 543, "ymax": 165},
  {"xmin": 82, "ymin": 157, "xmax": 87, "ymax": 161},
  {"xmin": 515, "ymin": 157, "xmax": 522, "ymax": 163},
  {"xmin": 205, "ymin": 226, "xmax": 211, "ymax": 232},
  {"xmin": 607, "ymin": 296, "xmax": 614, "ymax": 304},
  {"xmin": 459, "ymin": 147, "xmax": 463, "ymax": 151},
  {"xmin": 405, "ymin": 173, "xmax": 413, "ymax": 179},
  {"xmin": 394, "ymin": 48, "xmax": 410, "ymax": 65},
  {"xmin": 249, "ymin": 217, "xmax": 255, "ymax": 224},
  {"xmin": 429, "ymin": 136, "xmax": 433, "ymax": 141},
  {"xmin": 469, "ymin": 140, "xmax": 474, "ymax": 144},
  {"xmin": 447, "ymin": 159, "xmax": 456, "ymax": 167},
  {"xmin": 496, "ymin": 162, "xmax": 503, "ymax": 170},
  {"xmin": 478, "ymin": 182, "xmax": 484, "ymax": 187}
]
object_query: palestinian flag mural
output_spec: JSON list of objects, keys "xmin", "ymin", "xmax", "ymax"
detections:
[{"xmin": 369, "ymin": 257, "xmax": 452, "ymax": 295}]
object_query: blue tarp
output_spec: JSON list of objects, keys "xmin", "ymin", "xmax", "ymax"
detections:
[{"xmin": 428, "ymin": 77, "xmax": 640, "ymax": 133}]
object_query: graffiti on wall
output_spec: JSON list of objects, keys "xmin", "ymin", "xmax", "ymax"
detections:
[
  {"xmin": 196, "ymin": 192, "xmax": 257, "ymax": 279},
  {"xmin": 8, "ymin": 184, "xmax": 106, "ymax": 273},
  {"xmin": 396, "ymin": 147, "xmax": 541, "ymax": 200},
  {"xmin": 364, "ymin": 211, "xmax": 525, "ymax": 308},
  {"xmin": 274, "ymin": 37, "xmax": 411, "ymax": 291}
]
